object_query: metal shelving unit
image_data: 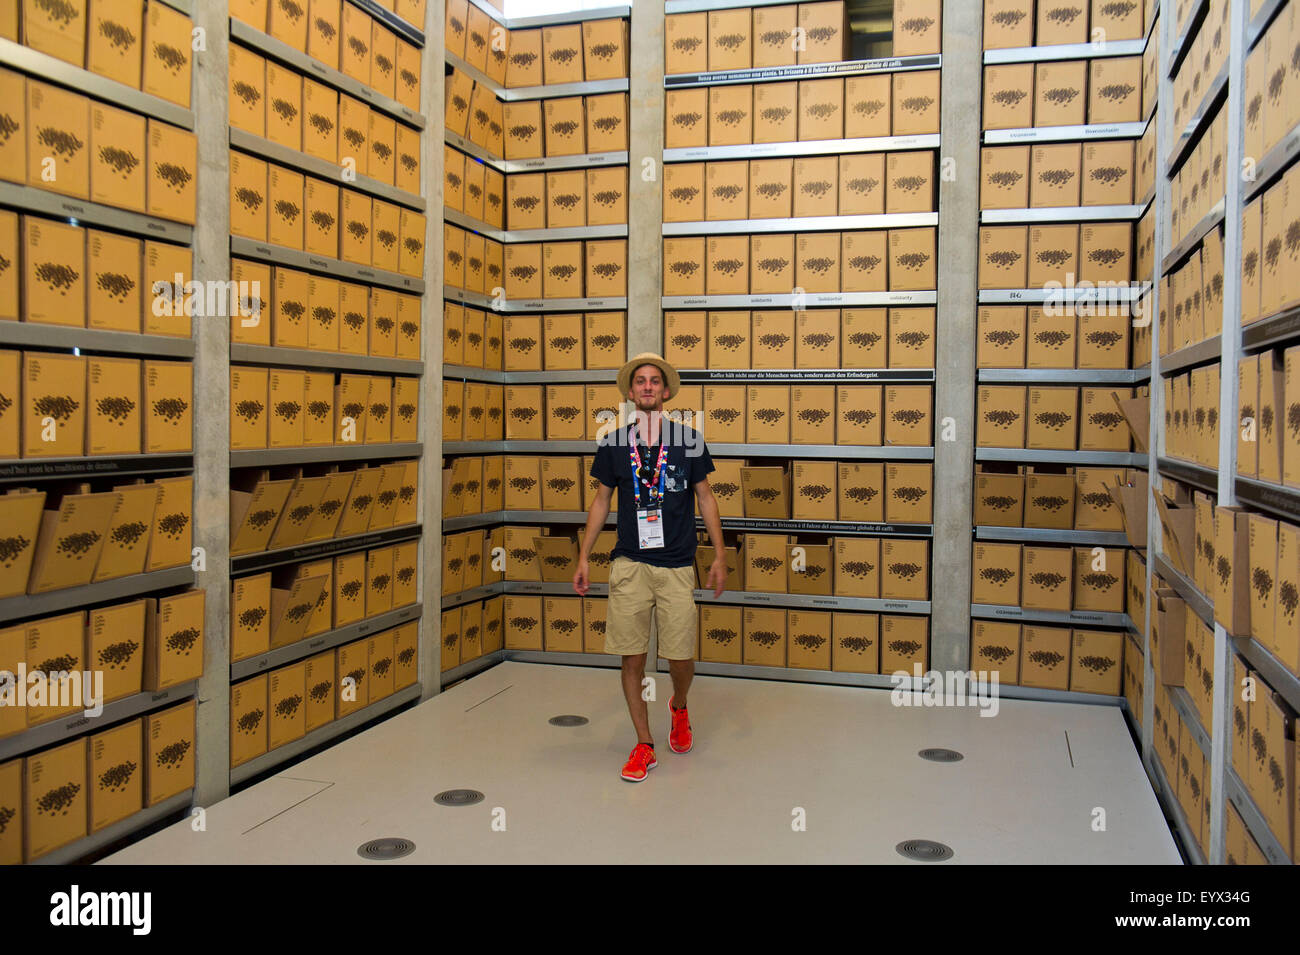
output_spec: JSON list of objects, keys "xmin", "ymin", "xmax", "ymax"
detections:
[
  {"xmin": 230, "ymin": 237, "xmax": 426, "ymax": 294},
  {"xmin": 507, "ymin": 649, "xmax": 624, "ymax": 668},
  {"xmin": 697, "ymin": 590, "xmax": 930, "ymax": 614},
  {"xmin": 0, "ymin": 454, "xmax": 193, "ymax": 484},
  {"xmin": 229, "ymin": 684, "xmax": 421, "ymax": 785},
  {"xmin": 0, "ymin": 37, "xmax": 194, "ymax": 129},
  {"xmin": 230, "ymin": 524, "xmax": 422, "ymax": 575},
  {"xmin": 663, "ymin": 134, "xmax": 939, "ymax": 163},
  {"xmin": 976, "ymin": 368, "xmax": 1148, "ymax": 384},
  {"xmin": 1156, "ymin": 456, "xmax": 1218, "ymax": 494},
  {"xmin": 229, "ymin": 21, "xmax": 424, "ymax": 129},
  {"xmin": 974, "ymin": 449, "xmax": 1146, "ymax": 467},
  {"xmin": 1160, "ymin": 199, "xmax": 1226, "ymax": 275},
  {"xmin": 662, "ymin": 291, "xmax": 937, "ymax": 308},
  {"xmin": 231, "ymin": 344, "xmax": 424, "ymax": 376},
  {"xmin": 230, "ymin": 442, "xmax": 422, "ymax": 468},
  {"xmin": 1158, "ymin": 337, "xmax": 1223, "ymax": 375},
  {"xmin": 969, "ymin": 604, "xmax": 1132, "ymax": 629},
  {"xmin": 1165, "ymin": 62, "xmax": 1230, "ymax": 176},
  {"xmin": 0, "ymin": 566, "xmax": 196, "ymax": 626},
  {"xmin": 446, "ymin": 287, "xmax": 627, "ymax": 311},
  {"xmin": 440, "ymin": 365, "xmax": 618, "ymax": 384},
  {"xmin": 1247, "ymin": 0, "xmax": 1288, "ymax": 50},
  {"xmin": 1241, "ymin": 305, "xmax": 1300, "ymax": 353},
  {"xmin": 1234, "ymin": 475, "xmax": 1300, "ymax": 524},
  {"xmin": 996, "ymin": 684, "xmax": 1125, "ymax": 706},
  {"xmin": 1166, "ymin": 0, "xmax": 1210, "ymax": 77},
  {"xmin": 442, "ymin": 130, "xmax": 630, "ymax": 174},
  {"xmin": 443, "ymin": 207, "xmax": 627, "ymax": 243},
  {"xmin": 977, "ymin": 285, "xmax": 1149, "ymax": 305},
  {"xmin": 705, "ymin": 517, "xmax": 933, "ymax": 537},
  {"xmin": 0, "ymin": 322, "xmax": 195, "ymax": 359},
  {"xmin": 974, "ymin": 526, "xmax": 1132, "ymax": 547},
  {"xmin": 347, "ymin": 0, "xmax": 425, "ymax": 44},
  {"xmin": 1231, "ymin": 634, "xmax": 1300, "ymax": 714},
  {"xmin": 1225, "ymin": 767, "xmax": 1294, "ymax": 865},
  {"xmin": 1167, "ymin": 683, "xmax": 1212, "ymax": 758},
  {"xmin": 979, "ymin": 203, "xmax": 1150, "ymax": 224},
  {"xmin": 31, "ymin": 790, "xmax": 194, "ymax": 866},
  {"xmin": 445, "ymin": 51, "xmax": 628, "ymax": 101},
  {"xmin": 0, "ymin": 181, "xmax": 193, "ymax": 244},
  {"xmin": 662, "ymin": 212, "xmax": 938, "ymax": 235},
  {"xmin": 439, "ymin": 649, "xmax": 507, "ymax": 686},
  {"xmin": 1243, "ymin": 122, "xmax": 1300, "ymax": 201},
  {"xmin": 681, "ymin": 368, "xmax": 935, "ymax": 383},
  {"xmin": 441, "ymin": 582, "xmax": 508, "ymax": 610},
  {"xmin": 982, "ymin": 38, "xmax": 1149, "ymax": 64},
  {"xmin": 981, "ymin": 120, "xmax": 1150, "ymax": 145},
  {"xmin": 231, "ymin": 605, "xmax": 421, "ymax": 681},
  {"xmin": 229, "ymin": 129, "xmax": 426, "ymax": 211},
  {"xmin": 0, "ymin": 682, "xmax": 198, "ymax": 762},
  {"xmin": 662, "ymin": 54, "xmax": 942, "ymax": 89},
  {"xmin": 1151, "ymin": 552, "xmax": 1214, "ymax": 629},
  {"xmin": 1149, "ymin": 754, "xmax": 1208, "ymax": 864}
]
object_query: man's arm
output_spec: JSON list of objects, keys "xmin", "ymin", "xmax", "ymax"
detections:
[
  {"xmin": 573, "ymin": 483, "xmax": 613, "ymax": 596},
  {"xmin": 695, "ymin": 478, "xmax": 728, "ymax": 597}
]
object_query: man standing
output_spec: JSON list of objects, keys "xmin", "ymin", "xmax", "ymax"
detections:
[{"xmin": 573, "ymin": 353, "xmax": 728, "ymax": 782}]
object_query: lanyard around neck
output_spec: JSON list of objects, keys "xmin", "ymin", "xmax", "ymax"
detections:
[{"xmin": 628, "ymin": 422, "xmax": 668, "ymax": 510}]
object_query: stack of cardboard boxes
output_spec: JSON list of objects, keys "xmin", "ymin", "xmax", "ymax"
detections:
[
  {"xmin": 230, "ymin": 619, "xmax": 418, "ymax": 767},
  {"xmin": 983, "ymin": 0, "xmax": 1151, "ymax": 50},
  {"xmin": 970, "ymin": 542, "xmax": 1127, "ymax": 613},
  {"xmin": 1240, "ymin": 169, "xmax": 1300, "ymax": 331},
  {"xmin": 971, "ymin": 621, "xmax": 1124, "ymax": 694},
  {"xmin": 0, "ymin": 699, "xmax": 196, "ymax": 864},
  {"xmin": 1236, "ymin": 347, "xmax": 1300, "ymax": 489},
  {"xmin": 498, "ymin": 166, "xmax": 630, "ymax": 231},
  {"xmin": 229, "ymin": 43, "xmax": 422, "ymax": 194},
  {"xmin": 667, "ymin": 308, "xmax": 935, "ymax": 369},
  {"xmin": 444, "ymin": 308, "xmax": 626, "ymax": 372},
  {"xmin": 228, "ymin": 366, "xmax": 419, "ymax": 451},
  {"xmin": 232, "ymin": 0, "xmax": 424, "ymax": 112},
  {"xmin": 446, "ymin": 3, "xmax": 628, "ymax": 88},
  {"xmin": 975, "ymin": 385, "xmax": 1135, "ymax": 451},
  {"xmin": 664, "ymin": 229, "xmax": 938, "ymax": 295},
  {"xmin": 228, "ymin": 463, "xmax": 418, "ymax": 557},
  {"xmin": 443, "ymin": 596, "xmax": 511, "ymax": 669},
  {"xmin": 972, "ymin": 465, "xmax": 1142, "ymax": 534},
  {"xmin": 982, "ymin": 57, "xmax": 1144, "ymax": 131},
  {"xmin": 230, "ymin": 540, "xmax": 419, "ymax": 663}
]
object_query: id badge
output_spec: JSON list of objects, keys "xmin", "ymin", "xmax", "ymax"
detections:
[{"xmin": 637, "ymin": 509, "xmax": 665, "ymax": 549}]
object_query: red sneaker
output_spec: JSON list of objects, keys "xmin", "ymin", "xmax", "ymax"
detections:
[
  {"xmin": 620, "ymin": 743, "xmax": 658, "ymax": 782},
  {"xmin": 669, "ymin": 696, "xmax": 693, "ymax": 754}
]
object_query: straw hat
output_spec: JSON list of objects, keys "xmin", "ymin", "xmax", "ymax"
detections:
[{"xmin": 617, "ymin": 353, "xmax": 680, "ymax": 398}]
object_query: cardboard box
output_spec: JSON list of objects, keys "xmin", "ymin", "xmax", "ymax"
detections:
[
  {"xmin": 972, "ymin": 542, "xmax": 1022, "ymax": 605},
  {"xmin": 340, "ymin": 190, "xmax": 372, "ymax": 266},
  {"xmin": 979, "ymin": 226, "xmax": 1027, "ymax": 289},
  {"xmin": 1080, "ymin": 387, "xmax": 1131, "ymax": 451},
  {"xmin": 1074, "ymin": 546, "xmax": 1125, "ymax": 612},
  {"xmin": 751, "ymin": 82, "xmax": 798, "ymax": 144},
  {"xmin": 503, "ymin": 595, "xmax": 543, "ymax": 650},
  {"xmin": 141, "ymin": 2, "xmax": 190, "ymax": 107},
  {"xmin": 886, "ymin": 462, "xmax": 933, "ymax": 523},
  {"xmin": 229, "ymin": 150, "xmax": 268, "ymax": 241},
  {"xmin": 1249, "ymin": 513, "xmax": 1278, "ymax": 651},
  {"xmin": 22, "ymin": 218, "xmax": 86, "ymax": 328},
  {"xmin": 266, "ymin": 661, "xmax": 306, "ymax": 750},
  {"xmin": 797, "ymin": 232, "xmax": 841, "ymax": 293},
  {"xmin": 880, "ymin": 615, "xmax": 928, "ymax": 674},
  {"xmin": 366, "ymin": 628, "xmax": 395, "ymax": 701},
  {"xmin": 786, "ymin": 609, "xmax": 831, "ymax": 669},
  {"xmin": 888, "ymin": 308, "xmax": 935, "ymax": 368},
  {"xmin": 93, "ymin": 482, "xmax": 159, "ymax": 582},
  {"xmin": 665, "ymin": 88, "xmax": 708, "ymax": 150},
  {"xmin": 542, "ymin": 596, "xmax": 583, "ymax": 652},
  {"xmin": 1083, "ymin": 140, "xmax": 1135, "ymax": 206},
  {"xmin": 303, "ymin": 178, "xmax": 339, "ymax": 258},
  {"xmin": 23, "ymin": 610, "xmax": 86, "ymax": 724},
  {"xmin": 1030, "ymin": 144, "xmax": 1081, "ymax": 208},
  {"xmin": 706, "ymin": 458, "xmax": 744, "ymax": 516},
  {"xmin": 88, "ymin": 719, "xmax": 142, "ymax": 832},
  {"xmin": 707, "ymin": 236, "xmax": 750, "ymax": 295},
  {"xmin": 583, "ymin": 18, "xmax": 627, "ymax": 80},
  {"xmin": 981, "ymin": 146, "xmax": 1030, "ymax": 210},
  {"xmin": 972, "ymin": 620, "xmax": 1021, "ymax": 684},
  {"xmin": 544, "ymin": 97, "xmax": 586, "ymax": 157},
  {"xmin": 505, "ymin": 242, "xmax": 542, "ymax": 300},
  {"xmin": 706, "ymin": 161, "xmax": 749, "ymax": 222},
  {"xmin": 1089, "ymin": 56, "xmax": 1143, "ymax": 124},
  {"xmin": 698, "ymin": 605, "xmax": 741, "ymax": 663},
  {"xmin": 790, "ymin": 384, "xmax": 836, "ymax": 444},
  {"xmin": 742, "ymin": 464, "xmax": 790, "ymax": 517},
  {"xmin": 836, "ymin": 385, "xmax": 882, "ymax": 445},
  {"xmin": 749, "ymin": 158, "xmax": 794, "ymax": 219},
  {"xmin": 884, "ymin": 385, "xmax": 931, "ymax": 445},
  {"xmin": 24, "ymin": 738, "xmax": 87, "ymax": 860},
  {"xmin": 886, "ymin": 152, "xmax": 933, "ymax": 214},
  {"xmin": 86, "ymin": 357, "xmax": 142, "ymax": 456},
  {"xmin": 837, "ymin": 462, "xmax": 884, "ymax": 523},
  {"xmin": 984, "ymin": 0, "xmax": 1034, "ymax": 49},
  {"xmin": 1026, "ymin": 386, "xmax": 1078, "ymax": 450},
  {"xmin": 144, "ymin": 699, "xmax": 194, "ymax": 805},
  {"xmin": 750, "ymin": 233, "xmax": 796, "ymax": 294},
  {"xmin": 543, "ymin": 241, "xmax": 584, "ymax": 299},
  {"xmin": 1079, "ymin": 223, "xmax": 1132, "ymax": 284},
  {"xmin": 707, "ymin": 7, "xmax": 751, "ymax": 71},
  {"xmin": 585, "ymin": 239, "xmax": 626, "ymax": 297},
  {"xmin": 664, "ymin": 163, "xmax": 705, "ymax": 224},
  {"xmin": 1275, "ymin": 521, "xmax": 1300, "ymax": 672},
  {"xmin": 336, "ymin": 639, "xmax": 369, "ymax": 716},
  {"xmin": 1034, "ymin": 60, "xmax": 1086, "ymax": 128},
  {"xmin": 797, "ymin": 1, "xmax": 849, "ymax": 64},
  {"xmin": 1026, "ymin": 306, "xmax": 1076, "ymax": 368},
  {"xmin": 892, "ymin": 0, "xmax": 941, "ymax": 56},
  {"xmin": 1027, "ymin": 224, "xmax": 1078, "ymax": 288},
  {"xmin": 1020, "ymin": 626, "xmax": 1071, "ymax": 689},
  {"xmin": 1020, "ymin": 545, "xmax": 1073, "ymax": 611},
  {"xmin": 974, "ymin": 470, "xmax": 1025, "ymax": 525},
  {"xmin": 841, "ymin": 308, "xmax": 887, "ymax": 367},
  {"xmin": 507, "ymin": 173, "xmax": 545, "ymax": 231},
  {"xmin": 90, "ymin": 103, "xmax": 146, "ymax": 213},
  {"xmin": 795, "ymin": 156, "xmax": 843, "ymax": 219},
  {"xmin": 709, "ymin": 85, "xmax": 752, "ymax": 147},
  {"xmin": 750, "ymin": 310, "xmax": 796, "ymax": 368},
  {"xmin": 977, "ymin": 307, "xmax": 1027, "ymax": 368},
  {"xmin": 665, "ymin": 12, "xmax": 707, "ymax": 75},
  {"xmin": 708, "ymin": 310, "xmax": 750, "ymax": 369},
  {"xmin": 798, "ymin": 78, "xmax": 843, "ymax": 141},
  {"xmin": 743, "ymin": 606, "xmax": 786, "ymax": 666},
  {"xmin": 844, "ymin": 74, "xmax": 891, "ymax": 139},
  {"xmin": 23, "ymin": 351, "xmax": 86, "ymax": 457},
  {"xmin": 983, "ymin": 64, "xmax": 1034, "ymax": 130},
  {"xmin": 832, "ymin": 612, "xmax": 878, "ymax": 673},
  {"xmin": 881, "ymin": 538, "xmax": 928, "ymax": 600}
]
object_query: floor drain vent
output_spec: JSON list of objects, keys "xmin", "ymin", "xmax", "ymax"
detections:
[
  {"xmin": 549, "ymin": 715, "xmax": 589, "ymax": 726},
  {"xmin": 357, "ymin": 838, "xmax": 415, "ymax": 860},
  {"xmin": 918, "ymin": 748, "xmax": 964, "ymax": 762},
  {"xmin": 896, "ymin": 840, "xmax": 954, "ymax": 862},
  {"xmin": 434, "ymin": 789, "xmax": 485, "ymax": 806}
]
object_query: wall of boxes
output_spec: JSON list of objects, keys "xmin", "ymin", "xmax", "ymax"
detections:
[
  {"xmin": 658, "ymin": 0, "xmax": 941, "ymax": 676},
  {"xmin": 225, "ymin": 0, "xmax": 429, "ymax": 797},
  {"xmin": 0, "ymin": 0, "xmax": 203, "ymax": 863},
  {"xmin": 440, "ymin": 1, "xmax": 631, "ymax": 676}
]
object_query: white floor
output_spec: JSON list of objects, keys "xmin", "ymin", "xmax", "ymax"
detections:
[{"xmin": 102, "ymin": 662, "xmax": 1182, "ymax": 864}]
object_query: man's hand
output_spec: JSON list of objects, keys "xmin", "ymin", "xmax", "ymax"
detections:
[
  {"xmin": 707, "ymin": 555, "xmax": 727, "ymax": 598},
  {"xmin": 573, "ymin": 558, "xmax": 590, "ymax": 597}
]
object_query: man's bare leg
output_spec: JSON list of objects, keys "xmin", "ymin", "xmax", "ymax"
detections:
[
  {"xmin": 668, "ymin": 658, "xmax": 693, "ymax": 709},
  {"xmin": 621, "ymin": 653, "xmax": 654, "ymax": 745}
]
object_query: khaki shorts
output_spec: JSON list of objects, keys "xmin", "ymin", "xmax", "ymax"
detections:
[{"xmin": 605, "ymin": 556, "xmax": 698, "ymax": 660}]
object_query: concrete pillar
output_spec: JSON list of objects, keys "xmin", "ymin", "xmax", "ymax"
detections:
[
  {"xmin": 929, "ymin": 0, "xmax": 983, "ymax": 672},
  {"xmin": 193, "ymin": 0, "xmax": 233, "ymax": 807},
  {"xmin": 626, "ymin": 0, "xmax": 665, "ymax": 357}
]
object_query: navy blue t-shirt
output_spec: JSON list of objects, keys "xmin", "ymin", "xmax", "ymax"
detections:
[{"xmin": 590, "ymin": 419, "xmax": 714, "ymax": 568}]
